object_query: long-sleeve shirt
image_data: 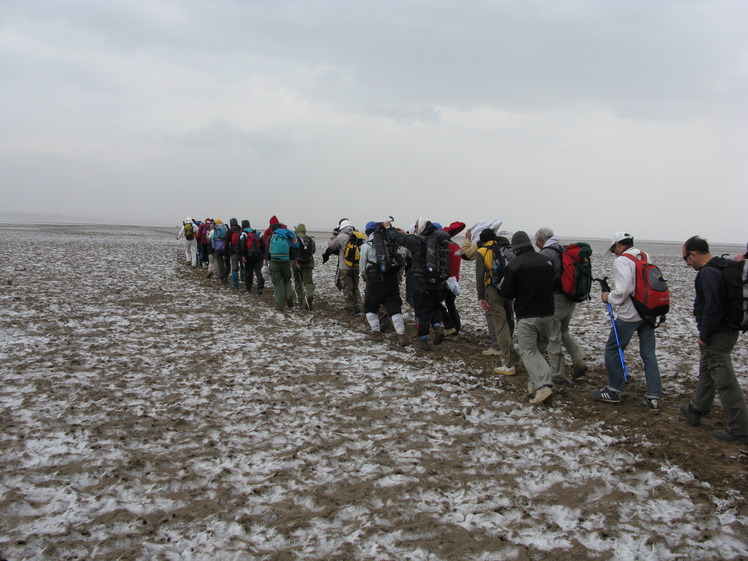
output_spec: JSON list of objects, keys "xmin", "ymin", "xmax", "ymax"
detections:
[{"xmin": 694, "ymin": 257, "xmax": 730, "ymax": 343}]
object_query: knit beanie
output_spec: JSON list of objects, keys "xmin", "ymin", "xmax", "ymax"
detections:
[
  {"xmin": 365, "ymin": 221, "xmax": 377, "ymax": 235},
  {"xmin": 241, "ymin": 219, "xmax": 250, "ymax": 229},
  {"xmin": 295, "ymin": 223, "xmax": 307, "ymax": 236},
  {"xmin": 230, "ymin": 218, "xmax": 239, "ymax": 227},
  {"xmin": 510, "ymin": 230, "xmax": 532, "ymax": 249}
]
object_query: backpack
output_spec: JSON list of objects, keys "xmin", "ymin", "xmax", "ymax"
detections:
[
  {"xmin": 184, "ymin": 222, "xmax": 194, "ymax": 240},
  {"xmin": 343, "ymin": 231, "xmax": 367, "ymax": 267},
  {"xmin": 480, "ymin": 240, "xmax": 510, "ymax": 288},
  {"xmin": 424, "ymin": 231, "xmax": 450, "ymax": 284},
  {"xmin": 623, "ymin": 252, "xmax": 670, "ymax": 326},
  {"xmin": 296, "ymin": 236, "xmax": 315, "ymax": 264},
  {"xmin": 212, "ymin": 224, "xmax": 227, "ymax": 251},
  {"xmin": 270, "ymin": 232, "xmax": 291, "ymax": 262},
  {"xmin": 244, "ymin": 231, "xmax": 262, "ymax": 258},
  {"xmin": 229, "ymin": 229, "xmax": 243, "ymax": 253},
  {"xmin": 371, "ymin": 224, "xmax": 402, "ymax": 274},
  {"xmin": 706, "ymin": 257, "xmax": 748, "ymax": 331},
  {"xmin": 551, "ymin": 243, "xmax": 593, "ymax": 302}
]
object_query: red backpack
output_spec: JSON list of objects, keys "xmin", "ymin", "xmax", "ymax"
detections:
[
  {"xmin": 244, "ymin": 232, "xmax": 262, "ymax": 258},
  {"xmin": 623, "ymin": 252, "xmax": 670, "ymax": 326},
  {"xmin": 551, "ymin": 243, "xmax": 592, "ymax": 302}
]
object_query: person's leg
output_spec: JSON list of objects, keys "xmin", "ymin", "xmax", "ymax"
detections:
[
  {"xmin": 637, "ymin": 322, "xmax": 662, "ymax": 399},
  {"xmin": 516, "ymin": 318, "xmax": 553, "ymax": 389},
  {"xmin": 603, "ymin": 319, "xmax": 637, "ymax": 393},
  {"xmin": 702, "ymin": 331, "xmax": 748, "ymax": 437}
]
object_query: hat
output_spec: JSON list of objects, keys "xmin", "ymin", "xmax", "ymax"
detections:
[
  {"xmin": 365, "ymin": 221, "xmax": 377, "ymax": 235},
  {"xmin": 432, "ymin": 222, "xmax": 443, "ymax": 230},
  {"xmin": 610, "ymin": 231, "xmax": 633, "ymax": 252},
  {"xmin": 241, "ymin": 219, "xmax": 250, "ymax": 229},
  {"xmin": 480, "ymin": 228, "xmax": 497, "ymax": 244},
  {"xmin": 269, "ymin": 215, "xmax": 280, "ymax": 226},
  {"xmin": 230, "ymin": 218, "xmax": 239, "ymax": 227},
  {"xmin": 295, "ymin": 223, "xmax": 307, "ymax": 236},
  {"xmin": 444, "ymin": 221, "xmax": 466, "ymax": 237},
  {"xmin": 339, "ymin": 219, "xmax": 352, "ymax": 230},
  {"xmin": 510, "ymin": 230, "xmax": 532, "ymax": 249}
]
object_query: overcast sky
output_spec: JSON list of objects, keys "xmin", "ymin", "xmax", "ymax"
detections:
[{"xmin": 1, "ymin": 0, "xmax": 746, "ymax": 242}]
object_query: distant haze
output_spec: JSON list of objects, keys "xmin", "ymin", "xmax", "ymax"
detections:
[{"xmin": 1, "ymin": 1, "xmax": 746, "ymax": 243}]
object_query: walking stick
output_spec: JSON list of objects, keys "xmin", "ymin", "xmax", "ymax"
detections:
[{"xmin": 595, "ymin": 277, "xmax": 629, "ymax": 382}]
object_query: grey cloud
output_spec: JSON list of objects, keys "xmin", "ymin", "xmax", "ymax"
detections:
[{"xmin": 171, "ymin": 119, "xmax": 296, "ymax": 157}]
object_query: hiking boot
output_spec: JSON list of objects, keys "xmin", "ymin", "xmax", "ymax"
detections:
[
  {"xmin": 493, "ymin": 364, "xmax": 516, "ymax": 376},
  {"xmin": 257, "ymin": 288, "xmax": 264, "ymax": 295},
  {"xmin": 482, "ymin": 348, "xmax": 501, "ymax": 356},
  {"xmin": 642, "ymin": 397, "xmax": 660, "ymax": 412},
  {"xmin": 433, "ymin": 325, "xmax": 445, "ymax": 346},
  {"xmin": 593, "ymin": 388, "xmax": 621, "ymax": 403},
  {"xmin": 367, "ymin": 331, "xmax": 384, "ymax": 342},
  {"xmin": 572, "ymin": 359, "xmax": 588, "ymax": 379},
  {"xmin": 397, "ymin": 334, "xmax": 410, "ymax": 347},
  {"xmin": 207, "ymin": 271, "xmax": 213, "ymax": 279},
  {"xmin": 680, "ymin": 404, "xmax": 702, "ymax": 426},
  {"xmin": 552, "ymin": 374, "xmax": 567, "ymax": 385},
  {"xmin": 713, "ymin": 430, "xmax": 748, "ymax": 444},
  {"xmin": 444, "ymin": 327, "xmax": 457, "ymax": 337},
  {"xmin": 529, "ymin": 386, "xmax": 553, "ymax": 405},
  {"xmin": 286, "ymin": 298, "xmax": 294, "ymax": 308},
  {"xmin": 418, "ymin": 338, "xmax": 432, "ymax": 351}
]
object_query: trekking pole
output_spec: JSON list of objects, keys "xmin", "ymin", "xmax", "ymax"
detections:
[{"xmin": 594, "ymin": 277, "xmax": 629, "ymax": 382}]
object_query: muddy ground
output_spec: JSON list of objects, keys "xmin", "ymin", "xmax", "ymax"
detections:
[{"xmin": 0, "ymin": 223, "xmax": 746, "ymax": 560}]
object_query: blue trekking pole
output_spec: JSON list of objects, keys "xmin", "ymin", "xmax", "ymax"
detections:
[{"xmin": 595, "ymin": 277, "xmax": 628, "ymax": 382}]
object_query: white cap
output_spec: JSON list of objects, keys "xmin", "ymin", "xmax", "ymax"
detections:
[
  {"xmin": 610, "ymin": 231, "xmax": 633, "ymax": 251},
  {"xmin": 339, "ymin": 219, "xmax": 352, "ymax": 230}
]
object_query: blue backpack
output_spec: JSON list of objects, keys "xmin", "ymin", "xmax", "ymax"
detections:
[{"xmin": 270, "ymin": 233, "xmax": 291, "ymax": 262}]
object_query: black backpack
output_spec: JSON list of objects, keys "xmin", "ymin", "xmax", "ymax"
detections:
[
  {"xmin": 296, "ymin": 236, "xmax": 315, "ymax": 264},
  {"xmin": 707, "ymin": 257, "xmax": 748, "ymax": 332},
  {"xmin": 372, "ymin": 224, "xmax": 402, "ymax": 274},
  {"xmin": 424, "ymin": 230, "xmax": 450, "ymax": 284}
]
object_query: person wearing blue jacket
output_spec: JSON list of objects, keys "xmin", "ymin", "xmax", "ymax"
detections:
[
  {"xmin": 263, "ymin": 218, "xmax": 298, "ymax": 311},
  {"xmin": 680, "ymin": 235, "xmax": 748, "ymax": 444}
]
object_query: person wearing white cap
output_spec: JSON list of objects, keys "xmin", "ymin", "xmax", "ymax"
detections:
[
  {"xmin": 176, "ymin": 217, "xmax": 199, "ymax": 266},
  {"xmin": 327, "ymin": 218, "xmax": 363, "ymax": 316},
  {"xmin": 594, "ymin": 231, "xmax": 663, "ymax": 411}
]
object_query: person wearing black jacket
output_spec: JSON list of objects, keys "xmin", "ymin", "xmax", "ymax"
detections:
[
  {"xmin": 384, "ymin": 218, "xmax": 449, "ymax": 351},
  {"xmin": 680, "ymin": 236, "xmax": 748, "ymax": 444},
  {"xmin": 499, "ymin": 230, "xmax": 555, "ymax": 405}
]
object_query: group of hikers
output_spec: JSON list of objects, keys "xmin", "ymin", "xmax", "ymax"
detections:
[{"xmin": 177, "ymin": 216, "xmax": 748, "ymax": 445}]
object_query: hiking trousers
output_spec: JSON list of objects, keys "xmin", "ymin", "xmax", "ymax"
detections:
[
  {"xmin": 692, "ymin": 330, "xmax": 748, "ymax": 437},
  {"xmin": 244, "ymin": 256, "xmax": 264, "ymax": 291},
  {"xmin": 413, "ymin": 289, "xmax": 443, "ymax": 338},
  {"xmin": 516, "ymin": 316, "xmax": 553, "ymax": 389},
  {"xmin": 183, "ymin": 239, "xmax": 198, "ymax": 266},
  {"xmin": 485, "ymin": 285, "xmax": 518, "ymax": 368},
  {"xmin": 269, "ymin": 261, "xmax": 293, "ymax": 310},
  {"xmin": 604, "ymin": 318, "xmax": 662, "ymax": 398},
  {"xmin": 364, "ymin": 272, "xmax": 402, "ymax": 317},
  {"xmin": 293, "ymin": 263, "xmax": 315, "ymax": 302},
  {"xmin": 339, "ymin": 269, "xmax": 361, "ymax": 311},
  {"xmin": 548, "ymin": 294, "xmax": 584, "ymax": 377}
]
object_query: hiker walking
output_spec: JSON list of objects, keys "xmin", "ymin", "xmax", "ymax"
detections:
[
  {"xmin": 442, "ymin": 221, "xmax": 465, "ymax": 337},
  {"xmin": 196, "ymin": 218, "xmax": 213, "ymax": 269},
  {"xmin": 498, "ymin": 231, "xmax": 555, "ymax": 405},
  {"xmin": 535, "ymin": 228, "xmax": 588, "ymax": 383},
  {"xmin": 209, "ymin": 220, "xmax": 229, "ymax": 284},
  {"xmin": 326, "ymin": 219, "xmax": 364, "ymax": 316},
  {"xmin": 177, "ymin": 217, "xmax": 199, "ymax": 266},
  {"xmin": 226, "ymin": 218, "xmax": 244, "ymax": 288},
  {"xmin": 594, "ymin": 232, "xmax": 663, "ymax": 410},
  {"xmin": 241, "ymin": 220, "xmax": 264, "ymax": 294},
  {"xmin": 264, "ymin": 218, "xmax": 298, "ymax": 311},
  {"xmin": 292, "ymin": 224, "xmax": 316, "ymax": 310},
  {"xmin": 383, "ymin": 218, "xmax": 450, "ymax": 351},
  {"xmin": 360, "ymin": 221, "xmax": 409, "ymax": 346},
  {"xmin": 477, "ymin": 229, "xmax": 519, "ymax": 375},
  {"xmin": 461, "ymin": 222, "xmax": 510, "ymax": 356},
  {"xmin": 680, "ymin": 236, "xmax": 748, "ymax": 444}
]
